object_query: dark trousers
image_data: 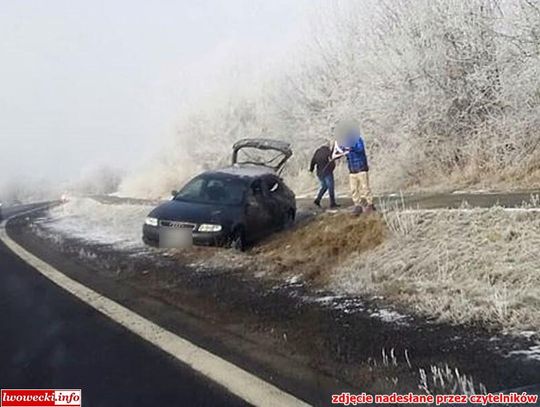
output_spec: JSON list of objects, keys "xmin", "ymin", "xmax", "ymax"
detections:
[{"xmin": 315, "ymin": 173, "xmax": 336, "ymax": 205}]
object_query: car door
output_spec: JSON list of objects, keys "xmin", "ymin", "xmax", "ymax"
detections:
[
  {"xmin": 245, "ymin": 179, "xmax": 273, "ymax": 240},
  {"xmin": 263, "ymin": 175, "xmax": 287, "ymax": 229},
  {"xmin": 232, "ymin": 138, "xmax": 293, "ymax": 173}
]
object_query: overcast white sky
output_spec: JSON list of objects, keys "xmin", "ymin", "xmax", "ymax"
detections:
[{"xmin": 0, "ymin": 0, "xmax": 311, "ymax": 187}]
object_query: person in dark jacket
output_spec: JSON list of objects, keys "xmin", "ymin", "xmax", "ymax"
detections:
[{"xmin": 309, "ymin": 141, "xmax": 339, "ymax": 208}]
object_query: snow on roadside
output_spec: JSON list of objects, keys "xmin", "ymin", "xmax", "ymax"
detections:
[
  {"xmin": 42, "ymin": 198, "xmax": 152, "ymax": 250},
  {"xmin": 509, "ymin": 345, "xmax": 540, "ymax": 362}
]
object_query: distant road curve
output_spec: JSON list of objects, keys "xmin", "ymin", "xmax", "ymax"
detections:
[{"xmin": 1, "ymin": 202, "xmax": 53, "ymax": 219}]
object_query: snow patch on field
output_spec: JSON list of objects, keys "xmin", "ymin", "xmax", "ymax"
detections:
[
  {"xmin": 43, "ymin": 198, "xmax": 152, "ymax": 249},
  {"xmin": 509, "ymin": 345, "xmax": 540, "ymax": 362},
  {"xmin": 370, "ymin": 309, "xmax": 408, "ymax": 324},
  {"xmin": 400, "ymin": 208, "xmax": 540, "ymax": 214},
  {"xmin": 296, "ymin": 292, "xmax": 410, "ymax": 324}
]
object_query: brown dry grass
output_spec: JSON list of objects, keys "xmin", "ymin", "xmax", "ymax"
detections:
[
  {"xmin": 334, "ymin": 208, "xmax": 540, "ymax": 334},
  {"xmin": 252, "ymin": 212, "xmax": 387, "ymax": 284}
]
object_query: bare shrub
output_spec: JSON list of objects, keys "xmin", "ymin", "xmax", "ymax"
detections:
[
  {"xmin": 378, "ymin": 195, "xmax": 422, "ymax": 236},
  {"xmin": 71, "ymin": 165, "xmax": 123, "ymax": 196}
]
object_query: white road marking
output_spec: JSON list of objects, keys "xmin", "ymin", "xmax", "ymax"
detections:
[{"xmin": 0, "ymin": 213, "xmax": 310, "ymax": 407}]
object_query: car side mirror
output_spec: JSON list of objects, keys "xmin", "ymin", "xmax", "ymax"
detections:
[{"xmin": 171, "ymin": 190, "xmax": 178, "ymax": 197}]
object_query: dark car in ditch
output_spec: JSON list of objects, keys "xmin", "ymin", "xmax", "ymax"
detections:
[{"xmin": 142, "ymin": 138, "xmax": 295, "ymax": 250}]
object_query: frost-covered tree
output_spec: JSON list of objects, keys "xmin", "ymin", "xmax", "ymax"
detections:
[{"xmin": 121, "ymin": 0, "xmax": 540, "ymax": 197}]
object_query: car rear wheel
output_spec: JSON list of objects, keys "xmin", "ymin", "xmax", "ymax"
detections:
[
  {"xmin": 281, "ymin": 209, "xmax": 295, "ymax": 230},
  {"xmin": 229, "ymin": 227, "xmax": 246, "ymax": 251}
]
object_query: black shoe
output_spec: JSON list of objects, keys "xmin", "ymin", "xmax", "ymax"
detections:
[
  {"xmin": 364, "ymin": 204, "xmax": 376, "ymax": 213},
  {"xmin": 329, "ymin": 203, "xmax": 340, "ymax": 209},
  {"xmin": 313, "ymin": 200, "xmax": 321, "ymax": 208}
]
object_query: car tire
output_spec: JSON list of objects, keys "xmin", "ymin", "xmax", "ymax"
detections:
[
  {"xmin": 229, "ymin": 227, "xmax": 246, "ymax": 251},
  {"xmin": 281, "ymin": 209, "xmax": 295, "ymax": 230}
]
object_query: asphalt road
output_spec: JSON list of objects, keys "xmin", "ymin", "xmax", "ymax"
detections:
[{"xmin": 0, "ymin": 206, "xmax": 248, "ymax": 407}]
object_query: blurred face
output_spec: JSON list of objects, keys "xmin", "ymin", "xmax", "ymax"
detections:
[{"xmin": 334, "ymin": 118, "xmax": 359, "ymax": 144}]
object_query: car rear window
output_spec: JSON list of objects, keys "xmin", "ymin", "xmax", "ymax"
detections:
[{"xmin": 174, "ymin": 175, "xmax": 247, "ymax": 206}]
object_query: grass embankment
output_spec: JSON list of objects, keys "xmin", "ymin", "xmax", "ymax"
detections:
[
  {"xmin": 254, "ymin": 212, "xmax": 387, "ymax": 283},
  {"xmin": 333, "ymin": 208, "xmax": 540, "ymax": 335},
  {"xmin": 253, "ymin": 206, "xmax": 540, "ymax": 335}
]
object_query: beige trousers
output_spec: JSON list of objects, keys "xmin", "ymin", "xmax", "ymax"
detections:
[{"xmin": 349, "ymin": 171, "xmax": 373, "ymax": 206}]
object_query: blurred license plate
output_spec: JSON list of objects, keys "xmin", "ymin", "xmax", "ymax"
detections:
[{"xmin": 159, "ymin": 227, "xmax": 193, "ymax": 249}]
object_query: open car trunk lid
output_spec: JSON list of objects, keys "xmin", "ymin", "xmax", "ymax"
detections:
[{"xmin": 232, "ymin": 138, "xmax": 293, "ymax": 173}]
